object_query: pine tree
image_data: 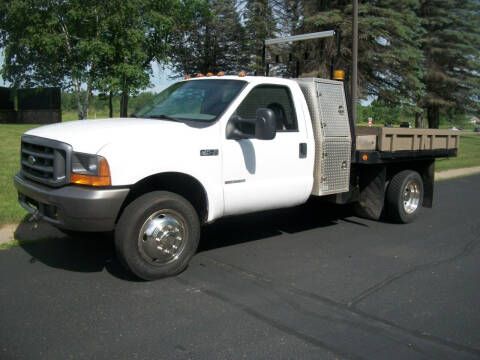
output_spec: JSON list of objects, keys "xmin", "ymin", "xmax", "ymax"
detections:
[
  {"xmin": 418, "ymin": 0, "xmax": 480, "ymax": 128},
  {"xmin": 243, "ymin": 0, "xmax": 276, "ymax": 75},
  {"xmin": 264, "ymin": 0, "xmax": 303, "ymax": 77},
  {"xmin": 307, "ymin": 0, "xmax": 426, "ymax": 108},
  {"xmin": 169, "ymin": 0, "xmax": 248, "ymax": 76}
]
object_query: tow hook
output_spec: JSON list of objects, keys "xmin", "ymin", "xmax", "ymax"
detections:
[{"xmin": 28, "ymin": 209, "xmax": 43, "ymax": 229}]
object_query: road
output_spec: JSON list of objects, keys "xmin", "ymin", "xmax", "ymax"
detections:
[{"xmin": 1, "ymin": 175, "xmax": 479, "ymax": 360}]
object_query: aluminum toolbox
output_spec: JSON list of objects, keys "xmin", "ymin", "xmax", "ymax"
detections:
[{"xmin": 295, "ymin": 78, "xmax": 351, "ymax": 196}]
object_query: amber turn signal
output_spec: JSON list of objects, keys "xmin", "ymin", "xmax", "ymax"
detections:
[
  {"xmin": 362, "ymin": 154, "xmax": 368, "ymax": 161},
  {"xmin": 70, "ymin": 157, "xmax": 111, "ymax": 186}
]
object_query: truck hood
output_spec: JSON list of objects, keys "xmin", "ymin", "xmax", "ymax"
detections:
[{"xmin": 25, "ymin": 117, "xmax": 212, "ymax": 154}]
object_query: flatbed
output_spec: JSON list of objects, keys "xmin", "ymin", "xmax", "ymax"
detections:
[{"xmin": 354, "ymin": 126, "xmax": 459, "ymax": 164}]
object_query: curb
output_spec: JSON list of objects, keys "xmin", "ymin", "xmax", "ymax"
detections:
[
  {"xmin": 435, "ymin": 166, "xmax": 480, "ymax": 181},
  {"xmin": 0, "ymin": 224, "xmax": 17, "ymax": 246}
]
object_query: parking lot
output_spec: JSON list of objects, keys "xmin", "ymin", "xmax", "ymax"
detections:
[{"xmin": 1, "ymin": 174, "xmax": 479, "ymax": 359}]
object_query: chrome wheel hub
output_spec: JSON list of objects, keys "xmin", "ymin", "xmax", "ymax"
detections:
[
  {"xmin": 138, "ymin": 210, "xmax": 186, "ymax": 265},
  {"xmin": 403, "ymin": 180, "xmax": 420, "ymax": 214}
]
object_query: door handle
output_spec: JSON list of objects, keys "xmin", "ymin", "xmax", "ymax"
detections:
[{"xmin": 299, "ymin": 143, "xmax": 307, "ymax": 158}]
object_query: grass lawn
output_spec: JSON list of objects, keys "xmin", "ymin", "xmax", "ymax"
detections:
[
  {"xmin": 1, "ymin": 121, "xmax": 479, "ymax": 225},
  {"xmin": 0, "ymin": 124, "xmax": 39, "ymax": 225},
  {"xmin": 62, "ymin": 110, "xmax": 114, "ymax": 121},
  {"xmin": 435, "ymin": 133, "xmax": 480, "ymax": 172}
]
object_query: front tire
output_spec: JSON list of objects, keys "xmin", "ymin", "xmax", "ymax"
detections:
[
  {"xmin": 386, "ymin": 170, "xmax": 424, "ymax": 223},
  {"xmin": 115, "ymin": 191, "xmax": 200, "ymax": 280}
]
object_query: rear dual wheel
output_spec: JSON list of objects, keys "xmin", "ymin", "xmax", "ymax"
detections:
[
  {"xmin": 115, "ymin": 191, "xmax": 200, "ymax": 280},
  {"xmin": 386, "ymin": 170, "xmax": 424, "ymax": 223}
]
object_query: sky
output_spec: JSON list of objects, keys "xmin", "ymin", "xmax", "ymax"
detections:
[{"xmin": 148, "ymin": 63, "xmax": 178, "ymax": 93}]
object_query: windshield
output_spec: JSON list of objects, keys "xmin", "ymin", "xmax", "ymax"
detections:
[{"xmin": 134, "ymin": 79, "xmax": 246, "ymax": 121}]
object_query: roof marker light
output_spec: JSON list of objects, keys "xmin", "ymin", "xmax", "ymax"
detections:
[
  {"xmin": 217, "ymin": 72, "xmax": 224, "ymax": 76},
  {"xmin": 333, "ymin": 70, "xmax": 345, "ymax": 81},
  {"xmin": 184, "ymin": 75, "xmax": 191, "ymax": 79},
  {"xmin": 196, "ymin": 73, "xmax": 204, "ymax": 77},
  {"xmin": 238, "ymin": 71, "xmax": 246, "ymax": 77}
]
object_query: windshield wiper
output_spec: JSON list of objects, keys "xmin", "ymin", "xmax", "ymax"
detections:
[{"xmin": 149, "ymin": 114, "xmax": 182, "ymax": 122}]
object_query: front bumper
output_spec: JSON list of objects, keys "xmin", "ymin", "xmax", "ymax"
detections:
[{"xmin": 14, "ymin": 173, "xmax": 130, "ymax": 232}]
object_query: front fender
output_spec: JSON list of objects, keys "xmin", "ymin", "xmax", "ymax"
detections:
[{"xmin": 97, "ymin": 142, "xmax": 224, "ymax": 222}]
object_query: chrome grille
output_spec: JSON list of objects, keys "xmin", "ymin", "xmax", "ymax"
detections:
[{"xmin": 21, "ymin": 135, "xmax": 72, "ymax": 187}]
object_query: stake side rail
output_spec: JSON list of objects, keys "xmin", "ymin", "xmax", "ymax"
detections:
[{"xmin": 354, "ymin": 149, "xmax": 458, "ymax": 164}]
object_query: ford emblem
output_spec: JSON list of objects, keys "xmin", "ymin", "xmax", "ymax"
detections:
[{"xmin": 27, "ymin": 155, "xmax": 36, "ymax": 165}]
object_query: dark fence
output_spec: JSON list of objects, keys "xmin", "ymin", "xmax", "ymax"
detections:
[
  {"xmin": 0, "ymin": 87, "xmax": 14, "ymax": 110},
  {"xmin": 0, "ymin": 87, "xmax": 61, "ymax": 124},
  {"xmin": 17, "ymin": 88, "xmax": 61, "ymax": 110},
  {"xmin": 0, "ymin": 87, "xmax": 16, "ymax": 123}
]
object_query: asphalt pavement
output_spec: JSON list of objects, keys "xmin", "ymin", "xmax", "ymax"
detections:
[{"xmin": 1, "ymin": 175, "xmax": 480, "ymax": 360}]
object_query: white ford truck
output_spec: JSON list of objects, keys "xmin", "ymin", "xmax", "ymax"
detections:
[{"xmin": 14, "ymin": 75, "xmax": 458, "ymax": 279}]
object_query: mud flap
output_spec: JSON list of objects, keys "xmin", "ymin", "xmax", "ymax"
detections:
[
  {"xmin": 421, "ymin": 161, "xmax": 434, "ymax": 208},
  {"xmin": 354, "ymin": 165, "xmax": 386, "ymax": 220}
]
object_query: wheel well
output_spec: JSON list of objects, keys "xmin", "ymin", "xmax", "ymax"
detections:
[{"xmin": 116, "ymin": 172, "xmax": 209, "ymax": 224}]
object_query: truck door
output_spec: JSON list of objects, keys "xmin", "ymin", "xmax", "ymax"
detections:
[{"xmin": 222, "ymin": 84, "xmax": 312, "ymax": 216}]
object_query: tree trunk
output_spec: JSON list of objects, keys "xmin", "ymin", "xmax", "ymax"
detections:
[
  {"xmin": 120, "ymin": 74, "xmax": 129, "ymax": 117},
  {"xmin": 82, "ymin": 88, "xmax": 90, "ymax": 120},
  {"xmin": 415, "ymin": 112, "xmax": 425, "ymax": 128},
  {"xmin": 109, "ymin": 92, "xmax": 113, "ymax": 118},
  {"xmin": 74, "ymin": 80, "xmax": 84, "ymax": 120},
  {"xmin": 120, "ymin": 91, "xmax": 129, "ymax": 117},
  {"xmin": 427, "ymin": 105, "xmax": 440, "ymax": 128}
]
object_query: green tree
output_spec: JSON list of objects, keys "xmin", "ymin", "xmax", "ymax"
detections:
[
  {"xmin": 243, "ymin": 0, "xmax": 276, "ymax": 75},
  {"xmin": 0, "ymin": 0, "xmax": 105, "ymax": 119},
  {"xmin": 169, "ymin": 0, "xmax": 248, "ymax": 76},
  {"xmin": 94, "ymin": 0, "xmax": 183, "ymax": 117},
  {"xmin": 417, "ymin": 0, "xmax": 480, "ymax": 128},
  {"xmin": 307, "ymin": 0, "xmax": 425, "ymax": 108},
  {"xmin": 0, "ymin": 0, "xmax": 184, "ymax": 119}
]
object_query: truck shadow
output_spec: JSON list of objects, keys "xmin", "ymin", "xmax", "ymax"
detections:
[
  {"xmin": 15, "ymin": 200, "xmax": 364, "ymax": 280},
  {"xmin": 199, "ymin": 199, "xmax": 362, "ymax": 251},
  {"xmin": 15, "ymin": 217, "xmax": 136, "ymax": 281}
]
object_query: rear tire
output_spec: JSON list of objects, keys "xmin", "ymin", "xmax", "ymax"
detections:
[
  {"xmin": 386, "ymin": 170, "xmax": 424, "ymax": 223},
  {"xmin": 115, "ymin": 191, "xmax": 200, "ymax": 280}
]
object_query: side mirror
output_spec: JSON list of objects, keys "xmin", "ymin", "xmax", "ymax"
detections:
[
  {"xmin": 226, "ymin": 116, "xmax": 256, "ymax": 140},
  {"xmin": 255, "ymin": 108, "xmax": 276, "ymax": 140},
  {"xmin": 226, "ymin": 108, "xmax": 277, "ymax": 140}
]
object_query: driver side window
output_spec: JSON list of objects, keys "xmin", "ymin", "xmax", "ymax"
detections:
[{"xmin": 234, "ymin": 85, "xmax": 298, "ymax": 132}]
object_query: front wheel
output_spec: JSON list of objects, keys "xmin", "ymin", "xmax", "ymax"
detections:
[
  {"xmin": 386, "ymin": 170, "xmax": 424, "ymax": 223},
  {"xmin": 115, "ymin": 191, "xmax": 200, "ymax": 280}
]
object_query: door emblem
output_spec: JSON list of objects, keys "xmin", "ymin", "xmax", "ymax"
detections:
[{"xmin": 200, "ymin": 149, "xmax": 219, "ymax": 156}]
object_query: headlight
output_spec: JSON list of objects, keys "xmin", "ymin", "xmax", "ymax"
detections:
[{"xmin": 70, "ymin": 152, "xmax": 111, "ymax": 186}]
